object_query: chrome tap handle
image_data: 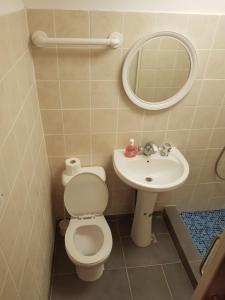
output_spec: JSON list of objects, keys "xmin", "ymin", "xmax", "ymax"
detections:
[
  {"xmin": 143, "ymin": 142, "xmax": 158, "ymax": 156},
  {"xmin": 159, "ymin": 143, "xmax": 172, "ymax": 156}
]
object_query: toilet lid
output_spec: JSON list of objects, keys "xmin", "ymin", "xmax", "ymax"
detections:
[{"xmin": 64, "ymin": 173, "xmax": 108, "ymax": 216}]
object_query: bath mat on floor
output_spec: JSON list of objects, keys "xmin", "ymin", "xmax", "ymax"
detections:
[{"xmin": 180, "ymin": 209, "xmax": 225, "ymax": 257}]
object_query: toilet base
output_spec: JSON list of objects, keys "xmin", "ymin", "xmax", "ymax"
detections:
[{"xmin": 76, "ymin": 264, "xmax": 104, "ymax": 281}]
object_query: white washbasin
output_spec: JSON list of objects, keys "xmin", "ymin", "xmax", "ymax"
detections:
[{"xmin": 113, "ymin": 147, "xmax": 189, "ymax": 192}]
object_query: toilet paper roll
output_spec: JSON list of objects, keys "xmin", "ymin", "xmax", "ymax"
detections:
[{"xmin": 65, "ymin": 158, "xmax": 81, "ymax": 176}]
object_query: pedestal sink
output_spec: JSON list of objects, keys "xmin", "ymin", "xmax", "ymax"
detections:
[{"xmin": 113, "ymin": 147, "xmax": 189, "ymax": 247}]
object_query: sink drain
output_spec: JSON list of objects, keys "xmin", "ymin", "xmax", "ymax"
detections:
[{"xmin": 145, "ymin": 177, "xmax": 153, "ymax": 182}]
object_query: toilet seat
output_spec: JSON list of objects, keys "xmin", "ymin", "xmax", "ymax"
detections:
[{"xmin": 65, "ymin": 216, "xmax": 112, "ymax": 266}]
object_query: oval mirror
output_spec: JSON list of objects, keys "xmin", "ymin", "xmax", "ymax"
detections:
[{"xmin": 122, "ymin": 31, "xmax": 198, "ymax": 110}]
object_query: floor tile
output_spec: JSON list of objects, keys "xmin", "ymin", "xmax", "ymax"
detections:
[
  {"xmin": 128, "ymin": 266, "xmax": 172, "ymax": 300},
  {"xmin": 105, "ymin": 221, "xmax": 125, "ymax": 270},
  {"xmin": 53, "ymin": 234, "xmax": 75, "ymax": 275},
  {"xmin": 152, "ymin": 215, "xmax": 168, "ymax": 234},
  {"xmin": 163, "ymin": 263, "xmax": 193, "ymax": 300},
  {"xmin": 122, "ymin": 234, "xmax": 180, "ymax": 267},
  {"xmin": 51, "ymin": 269, "xmax": 132, "ymax": 300}
]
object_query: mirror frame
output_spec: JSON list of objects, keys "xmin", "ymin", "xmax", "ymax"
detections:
[{"xmin": 122, "ymin": 31, "xmax": 198, "ymax": 110}]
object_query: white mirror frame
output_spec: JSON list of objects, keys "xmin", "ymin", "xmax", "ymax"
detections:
[{"xmin": 122, "ymin": 31, "xmax": 198, "ymax": 110}]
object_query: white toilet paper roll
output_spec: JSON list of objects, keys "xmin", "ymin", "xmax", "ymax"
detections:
[{"xmin": 65, "ymin": 158, "xmax": 81, "ymax": 176}]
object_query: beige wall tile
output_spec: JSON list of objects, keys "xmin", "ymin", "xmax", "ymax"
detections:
[
  {"xmin": 55, "ymin": 10, "xmax": 89, "ymax": 38},
  {"xmin": 192, "ymin": 106, "xmax": 219, "ymax": 129},
  {"xmin": 165, "ymin": 130, "xmax": 189, "ymax": 149},
  {"xmin": 198, "ymin": 80, "xmax": 225, "ymax": 105},
  {"xmin": 210, "ymin": 128, "xmax": 225, "ymax": 147},
  {"xmin": 215, "ymin": 106, "xmax": 225, "ymax": 128},
  {"xmin": 37, "ymin": 81, "xmax": 61, "ymax": 109},
  {"xmin": 91, "ymin": 81, "xmax": 119, "ymax": 108},
  {"xmin": 58, "ymin": 48, "xmax": 90, "ymax": 80},
  {"xmin": 205, "ymin": 50, "xmax": 225, "ymax": 79},
  {"xmin": 1, "ymin": 272, "xmax": 20, "ymax": 300},
  {"xmin": 92, "ymin": 133, "xmax": 116, "ymax": 155},
  {"xmin": 155, "ymin": 13, "xmax": 188, "ymax": 33},
  {"xmin": 63, "ymin": 110, "xmax": 90, "ymax": 134},
  {"xmin": 27, "ymin": 9, "xmax": 54, "ymax": 36},
  {"xmin": 32, "ymin": 47, "xmax": 58, "ymax": 80},
  {"xmin": 196, "ymin": 50, "xmax": 209, "ymax": 79},
  {"xmin": 41, "ymin": 110, "xmax": 63, "ymax": 134},
  {"xmin": 61, "ymin": 80, "xmax": 90, "ymax": 109},
  {"xmin": 45, "ymin": 135, "xmax": 65, "ymax": 156},
  {"xmin": 91, "ymin": 49, "xmax": 122, "ymax": 80},
  {"xmin": 92, "ymin": 109, "xmax": 117, "ymax": 133},
  {"xmin": 123, "ymin": 12, "xmax": 156, "ymax": 48},
  {"xmin": 117, "ymin": 133, "xmax": 142, "ymax": 149},
  {"xmin": 187, "ymin": 15, "xmax": 218, "ymax": 49},
  {"xmin": 118, "ymin": 108, "xmax": 143, "ymax": 132},
  {"xmin": 90, "ymin": 11, "xmax": 123, "ymax": 39},
  {"xmin": 213, "ymin": 16, "xmax": 225, "ymax": 49},
  {"xmin": 141, "ymin": 131, "xmax": 166, "ymax": 146},
  {"xmin": 188, "ymin": 129, "xmax": 211, "ymax": 149},
  {"xmin": 168, "ymin": 105, "xmax": 194, "ymax": 130},
  {"xmin": 143, "ymin": 110, "xmax": 169, "ymax": 131},
  {"xmin": 65, "ymin": 134, "xmax": 90, "ymax": 155}
]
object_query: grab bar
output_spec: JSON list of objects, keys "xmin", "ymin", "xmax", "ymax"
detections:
[{"xmin": 32, "ymin": 31, "xmax": 123, "ymax": 49}]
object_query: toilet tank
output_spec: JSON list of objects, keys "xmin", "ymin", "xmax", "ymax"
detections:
[{"xmin": 62, "ymin": 166, "xmax": 106, "ymax": 187}]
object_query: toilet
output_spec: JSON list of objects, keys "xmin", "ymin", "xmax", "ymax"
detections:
[{"xmin": 62, "ymin": 166, "xmax": 113, "ymax": 282}]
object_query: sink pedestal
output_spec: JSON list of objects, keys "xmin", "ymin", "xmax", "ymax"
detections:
[{"xmin": 131, "ymin": 190, "xmax": 157, "ymax": 247}]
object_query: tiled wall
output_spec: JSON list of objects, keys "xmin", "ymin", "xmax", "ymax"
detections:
[
  {"xmin": 27, "ymin": 9, "xmax": 225, "ymax": 218},
  {"xmin": 0, "ymin": 10, "xmax": 54, "ymax": 299}
]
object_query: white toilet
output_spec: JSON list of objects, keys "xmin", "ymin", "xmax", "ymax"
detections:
[{"xmin": 62, "ymin": 167, "xmax": 113, "ymax": 282}]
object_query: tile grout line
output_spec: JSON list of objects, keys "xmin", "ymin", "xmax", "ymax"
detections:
[
  {"xmin": 116, "ymin": 220, "xmax": 134, "ymax": 300},
  {"xmin": 161, "ymin": 265, "xmax": 175, "ymax": 300}
]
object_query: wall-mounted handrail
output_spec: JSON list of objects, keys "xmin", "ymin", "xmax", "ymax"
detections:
[{"xmin": 32, "ymin": 31, "xmax": 123, "ymax": 49}]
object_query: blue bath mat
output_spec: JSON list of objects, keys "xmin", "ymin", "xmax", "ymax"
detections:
[{"xmin": 180, "ymin": 210, "xmax": 225, "ymax": 257}]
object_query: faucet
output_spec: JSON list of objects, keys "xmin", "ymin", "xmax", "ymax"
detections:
[{"xmin": 142, "ymin": 142, "xmax": 158, "ymax": 156}]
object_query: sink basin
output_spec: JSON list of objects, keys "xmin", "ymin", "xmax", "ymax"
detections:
[
  {"xmin": 113, "ymin": 146, "xmax": 189, "ymax": 247},
  {"xmin": 113, "ymin": 147, "xmax": 189, "ymax": 192}
]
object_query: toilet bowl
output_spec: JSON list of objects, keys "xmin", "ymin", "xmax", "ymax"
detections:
[{"xmin": 63, "ymin": 168, "xmax": 112, "ymax": 281}]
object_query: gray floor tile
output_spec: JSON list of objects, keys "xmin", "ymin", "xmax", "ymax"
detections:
[
  {"xmin": 51, "ymin": 269, "xmax": 132, "ymax": 300},
  {"xmin": 53, "ymin": 234, "xmax": 75, "ymax": 275},
  {"xmin": 163, "ymin": 263, "xmax": 193, "ymax": 300},
  {"xmin": 105, "ymin": 221, "xmax": 125, "ymax": 270},
  {"xmin": 153, "ymin": 215, "xmax": 168, "ymax": 234},
  {"xmin": 122, "ymin": 234, "xmax": 180, "ymax": 267},
  {"xmin": 128, "ymin": 266, "xmax": 172, "ymax": 300}
]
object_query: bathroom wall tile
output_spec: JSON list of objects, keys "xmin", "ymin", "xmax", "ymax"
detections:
[
  {"xmin": 187, "ymin": 15, "xmax": 218, "ymax": 49},
  {"xmin": 196, "ymin": 50, "xmax": 209, "ymax": 79},
  {"xmin": 27, "ymin": 9, "xmax": 54, "ymax": 36},
  {"xmin": 155, "ymin": 13, "xmax": 188, "ymax": 33},
  {"xmin": 210, "ymin": 128, "xmax": 225, "ymax": 147},
  {"xmin": 37, "ymin": 81, "xmax": 61, "ymax": 109},
  {"xmin": 58, "ymin": 48, "xmax": 90, "ymax": 80},
  {"xmin": 118, "ymin": 108, "xmax": 144, "ymax": 132},
  {"xmin": 63, "ymin": 110, "xmax": 90, "ymax": 134},
  {"xmin": 180, "ymin": 80, "xmax": 201, "ymax": 106},
  {"xmin": 189, "ymin": 183, "xmax": 215, "ymax": 210},
  {"xmin": 213, "ymin": 16, "xmax": 225, "ymax": 49},
  {"xmin": 141, "ymin": 131, "xmax": 166, "ymax": 146},
  {"xmin": 215, "ymin": 106, "xmax": 225, "ymax": 128},
  {"xmin": 143, "ymin": 110, "xmax": 169, "ymax": 131},
  {"xmin": 32, "ymin": 47, "xmax": 58, "ymax": 80},
  {"xmin": 205, "ymin": 50, "xmax": 225, "ymax": 79},
  {"xmin": 91, "ymin": 109, "xmax": 117, "ymax": 133},
  {"xmin": 41, "ymin": 110, "xmax": 63, "ymax": 134},
  {"xmin": 198, "ymin": 80, "xmax": 225, "ymax": 105},
  {"xmin": 91, "ymin": 81, "xmax": 119, "ymax": 109},
  {"xmin": 0, "ymin": 15, "xmax": 13, "ymax": 80},
  {"xmin": 123, "ymin": 12, "xmax": 156, "ymax": 48},
  {"xmin": 55, "ymin": 10, "xmax": 89, "ymax": 38},
  {"xmin": 8, "ymin": 10, "xmax": 29, "ymax": 63},
  {"xmin": 45, "ymin": 135, "xmax": 65, "ymax": 156},
  {"xmin": 65, "ymin": 134, "xmax": 90, "ymax": 155},
  {"xmin": 168, "ymin": 105, "xmax": 194, "ymax": 130},
  {"xmin": 92, "ymin": 134, "xmax": 116, "ymax": 155},
  {"xmin": 188, "ymin": 129, "xmax": 211, "ymax": 149},
  {"xmin": 61, "ymin": 81, "xmax": 90, "ymax": 109},
  {"xmin": 91, "ymin": 49, "xmax": 122, "ymax": 80},
  {"xmin": 192, "ymin": 106, "xmax": 219, "ymax": 129},
  {"xmin": 198, "ymin": 167, "xmax": 218, "ymax": 184},
  {"xmin": 185, "ymin": 149, "xmax": 207, "ymax": 169},
  {"xmin": 117, "ymin": 132, "xmax": 142, "ymax": 149},
  {"xmin": 1, "ymin": 272, "xmax": 20, "ymax": 300},
  {"xmin": 48, "ymin": 157, "xmax": 65, "ymax": 177},
  {"xmin": 165, "ymin": 130, "xmax": 189, "ymax": 149},
  {"xmin": 90, "ymin": 11, "xmax": 123, "ymax": 39}
]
